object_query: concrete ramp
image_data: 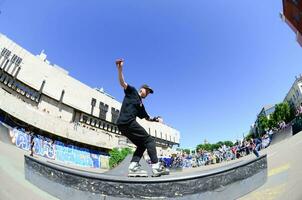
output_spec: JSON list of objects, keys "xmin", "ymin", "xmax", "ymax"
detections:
[
  {"xmin": 24, "ymin": 154, "xmax": 267, "ymax": 200},
  {"xmin": 0, "ymin": 122, "xmax": 12, "ymax": 144},
  {"xmin": 271, "ymin": 126, "xmax": 292, "ymax": 146}
]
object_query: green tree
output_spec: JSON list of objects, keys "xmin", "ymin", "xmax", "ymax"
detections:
[
  {"xmin": 258, "ymin": 115, "xmax": 269, "ymax": 132},
  {"xmin": 245, "ymin": 131, "xmax": 254, "ymax": 141},
  {"xmin": 268, "ymin": 118, "xmax": 277, "ymax": 129},
  {"xmin": 109, "ymin": 147, "xmax": 133, "ymax": 169},
  {"xmin": 272, "ymin": 102, "xmax": 291, "ymax": 123},
  {"xmin": 180, "ymin": 148, "xmax": 191, "ymax": 154},
  {"xmin": 223, "ymin": 141, "xmax": 234, "ymax": 147},
  {"xmin": 196, "ymin": 140, "xmax": 235, "ymax": 152}
]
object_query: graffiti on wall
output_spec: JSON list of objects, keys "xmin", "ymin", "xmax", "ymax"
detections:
[
  {"xmin": 10, "ymin": 128, "xmax": 31, "ymax": 150},
  {"xmin": 55, "ymin": 141, "xmax": 101, "ymax": 168},
  {"xmin": 9, "ymin": 128, "xmax": 108, "ymax": 168},
  {"xmin": 33, "ymin": 136, "xmax": 56, "ymax": 159}
]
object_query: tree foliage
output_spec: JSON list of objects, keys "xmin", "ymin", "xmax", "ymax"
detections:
[
  {"xmin": 180, "ymin": 149, "xmax": 191, "ymax": 154},
  {"xmin": 196, "ymin": 140, "xmax": 234, "ymax": 152},
  {"xmin": 257, "ymin": 102, "xmax": 295, "ymax": 136},
  {"xmin": 258, "ymin": 115, "xmax": 269, "ymax": 131},
  {"xmin": 272, "ymin": 102, "xmax": 291, "ymax": 123},
  {"xmin": 109, "ymin": 147, "xmax": 133, "ymax": 169}
]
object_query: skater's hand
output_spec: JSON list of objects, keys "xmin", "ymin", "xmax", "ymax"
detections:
[{"xmin": 116, "ymin": 58, "xmax": 124, "ymax": 71}]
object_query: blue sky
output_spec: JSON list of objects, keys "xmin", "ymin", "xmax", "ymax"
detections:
[{"xmin": 1, "ymin": 0, "xmax": 302, "ymax": 148}]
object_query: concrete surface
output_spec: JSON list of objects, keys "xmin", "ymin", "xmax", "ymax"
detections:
[
  {"xmin": 0, "ymin": 124, "xmax": 301, "ymax": 199},
  {"xmin": 239, "ymin": 131, "xmax": 302, "ymax": 200}
]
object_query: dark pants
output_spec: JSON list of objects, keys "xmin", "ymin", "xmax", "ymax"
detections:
[
  {"xmin": 118, "ymin": 120, "xmax": 158, "ymax": 164},
  {"xmin": 253, "ymin": 143, "xmax": 261, "ymax": 157}
]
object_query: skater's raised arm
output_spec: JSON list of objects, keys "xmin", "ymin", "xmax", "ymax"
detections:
[{"xmin": 116, "ymin": 58, "xmax": 128, "ymax": 90}]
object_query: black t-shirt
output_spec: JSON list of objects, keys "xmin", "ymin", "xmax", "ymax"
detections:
[{"xmin": 117, "ymin": 84, "xmax": 150, "ymax": 125}]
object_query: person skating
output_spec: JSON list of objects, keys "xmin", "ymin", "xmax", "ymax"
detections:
[{"xmin": 115, "ymin": 58, "xmax": 167, "ymax": 177}]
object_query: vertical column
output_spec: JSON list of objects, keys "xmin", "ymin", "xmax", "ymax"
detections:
[{"xmin": 37, "ymin": 80, "xmax": 46, "ymax": 102}]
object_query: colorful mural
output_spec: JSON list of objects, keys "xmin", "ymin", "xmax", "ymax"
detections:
[{"xmin": 9, "ymin": 128, "xmax": 109, "ymax": 168}]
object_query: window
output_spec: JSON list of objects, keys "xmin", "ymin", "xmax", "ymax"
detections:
[
  {"xmin": 1, "ymin": 48, "xmax": 11, "ymax": 58},
  {"xmin": 160, "ymin": 132, "xmax": 163, "ymax": 139},
  {"xmin": 155, "ymin": 130, "xmax": 157, "ymax": 138},
  {"xmin": 99, "ymin": 102, "xmax": 108, "ymax": 120},
  {"xmin": 111, "ymin": 108, "xmax": 120, "ymax": 123},
  {"xmin": 82, "ymin": 115, "xmax": 88, "ymax": 123},
  {"xmin": 91, "ymin": 98, "xmax": 96, "ymax": 106},
  {"xmin": 15, "ymin": 57, "xmax": 22, "ymax": 66},
  {"xmin": 148, "ymin": 128, "xmax": 151, "ymax": 134},
  {"xmin": 91, "ymin": 119, "xmax": 96, "ymax": 126},
  {"xmin": 1, "ymin": 70, "xmax": 39, "ymax": 102},
  {"xmin": 11, "ymin": 54, "xmax": 17, "ymax": 63}
]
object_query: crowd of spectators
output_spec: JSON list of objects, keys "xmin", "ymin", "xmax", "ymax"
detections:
[
  {"xmin": 158, "ymin": 133, "xmax": 273, "ymax": 169},
  {"xmin": 296, "ymin": 103, "xmax": 302, "ymax": 117}
]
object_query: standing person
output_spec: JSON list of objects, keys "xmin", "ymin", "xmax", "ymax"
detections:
[
  {"xmin": 296, "ymin": 102, "xmax": 302, "ymax": 117},
  {"xmin": 29, "ymin": 129, "xmax": 35, "ymax": 157},
  {"xmin": 250, "ymin": 137, "xmax": 262, "ymax": 157},
  {"xmin": 268, "ymin": 129, "xmax": 273, "ymax": 145},
  {"xmin": 115, "ymin": 58, "xmax": 166, "ymax": 177}
]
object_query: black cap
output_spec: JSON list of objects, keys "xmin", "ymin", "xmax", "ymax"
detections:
[{"xmin": 141, "ymin": 84, "xmax": 154, "ymax": 94}]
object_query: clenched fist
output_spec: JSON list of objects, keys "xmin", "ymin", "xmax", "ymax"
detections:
[{"xmin": 115, "ymin": 58, "xmax": 124, "ymax": 70}]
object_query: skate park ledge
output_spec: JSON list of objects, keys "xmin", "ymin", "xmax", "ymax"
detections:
[{"xmin": 24, "ymin": 154, "xmax": 267, "ymax": 200}]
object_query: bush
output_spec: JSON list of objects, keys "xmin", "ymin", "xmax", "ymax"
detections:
[{"xmin": 109, "ymin": 147, "xmax": 133, "ymax": 169}]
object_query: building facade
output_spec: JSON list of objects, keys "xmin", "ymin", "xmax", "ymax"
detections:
[
  {"xmin": 0, "ymin": 33, "xmax": 180, "ymax": 157},
  {"xmin": 281, "ymin": 0, "xmax": 302, "ymax": 46},
  {"xmin": 252, "ymin": 105, "xmax": 276, "ymax": 136},
  {"xmin": 284, "ymin": 74, "xmax": 302, "ymax": 109}
]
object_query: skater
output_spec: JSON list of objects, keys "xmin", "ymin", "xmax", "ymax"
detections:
[{"xmin": 115, "ymin": 58, "xmax": 166, "ymax": 177}]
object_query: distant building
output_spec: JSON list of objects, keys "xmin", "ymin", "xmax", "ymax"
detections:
[
  {"xmin": 284, "ymin": 74, "xmax": 302, "ymax": 109},
  {"xmin": 258, "ymin": 105, "xmax": 276, "ymax": 119},
  {"xmin": 253, "ymin": 105, "xmax": 276, "ymax": 135},
  {"xmin": 281, "ymin": 0, "xmax": 302, "ymax": 46}
]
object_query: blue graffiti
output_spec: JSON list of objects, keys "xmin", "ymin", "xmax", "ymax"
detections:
[
  {"xmin": 33, "ymin": 136, "xmax": 55, "ymax": 159},
  {"xmin": 55, "ymin": 141, "xmax": 101, "ymax": 168},
  {"xmin": 10, "ymin": 128, "xmax": 106, "ymax": 168},
  {"xmin": 14, "ymin": 129, "xmax": 30, "ymax": 150}
]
